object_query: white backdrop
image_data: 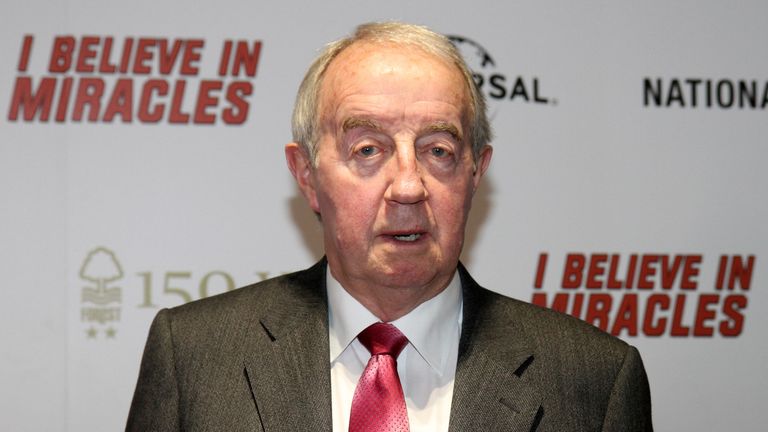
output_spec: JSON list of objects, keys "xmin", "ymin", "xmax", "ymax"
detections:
[{"xmin": 2, "ymin": 1, "xmax": 767, "ymax": 430}]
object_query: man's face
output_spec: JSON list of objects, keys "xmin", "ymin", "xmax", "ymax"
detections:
[{"xmin": 288, "ymin": 42, "xmax": 491, "ymax": 307}]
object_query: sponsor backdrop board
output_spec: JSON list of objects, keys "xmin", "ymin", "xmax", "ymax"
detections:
[{"xmin": 1, "ymin": 0, "xmax": 766, "ymax": 430}]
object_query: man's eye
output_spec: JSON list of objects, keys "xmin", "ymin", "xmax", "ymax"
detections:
[
  {"xmin": 431, "ymin": 147, "xmax": 449, "ymax": 157},
  {"xmin": 358, "ymin": 146, "xmax": 378, "ymax": 157}
]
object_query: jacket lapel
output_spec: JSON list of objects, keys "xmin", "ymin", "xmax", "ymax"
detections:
[
  {"xmin": 242, "ymin": 260, "xmax": 333, "ymax": 431},
  {"xmin": 449, "ymin": 265, "xmax": 543, "ymax": 432},
  {"xmin": 236, "ymin": 260, "xmax": 543, "ymax": 431}
]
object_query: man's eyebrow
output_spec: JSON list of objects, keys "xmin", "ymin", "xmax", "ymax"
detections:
[
  {"xmin": 422, "ymin": 122, "xmax": 463, "ymax": 142},
  {"xmin": 342, "ymin": 117, "xmax": 382, "ymax": 133},
  {"xmin": 341, "ymin": 118, "xmax": 462, "ymax": 142}
]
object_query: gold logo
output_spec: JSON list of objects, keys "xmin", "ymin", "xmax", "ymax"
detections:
[{"xmin": 80, "ymin": 246, "xmax": 122, "ymax": 339}]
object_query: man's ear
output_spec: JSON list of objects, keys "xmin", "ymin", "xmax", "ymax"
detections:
[
  {"xmin": 472, "ymin": 144, "xmax": 493, "ymax": 192},
  {"xmin": 285, "ymin": 143, "xmax": 320, "ymax": 212}
]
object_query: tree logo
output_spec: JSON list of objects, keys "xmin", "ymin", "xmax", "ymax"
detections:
[{"xmin": 80, "ymin": 247, "xmax": 123, "ymax": 339}]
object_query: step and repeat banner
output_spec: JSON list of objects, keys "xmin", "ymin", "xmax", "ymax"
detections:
[{"xmin": 2, "ymin": 0, "xmax": 766, "ymax": 430}]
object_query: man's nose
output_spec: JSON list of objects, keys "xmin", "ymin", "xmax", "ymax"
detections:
[{"xmin": 384, "ymin": 149, "xmax": 428, "ymax": 205}]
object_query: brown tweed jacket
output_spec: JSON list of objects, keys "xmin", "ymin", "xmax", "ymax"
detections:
[{"xmin": 126, "ymin": 259, "xmax": 652, "ymax": 431}]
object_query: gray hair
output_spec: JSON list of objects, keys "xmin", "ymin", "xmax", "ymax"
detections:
[{"xmin": 291, "ymin": 21, "xmax": 492, "ymax": 165}]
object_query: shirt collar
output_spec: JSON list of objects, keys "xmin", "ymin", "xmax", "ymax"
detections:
[{"xmin": 327, "ymin": 266, "xmax": 463, "ymax": 375}]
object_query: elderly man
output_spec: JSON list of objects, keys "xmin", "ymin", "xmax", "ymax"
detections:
[{"xmin": 127, "ymin": 22, "xmax": 652, "ymax": 431}]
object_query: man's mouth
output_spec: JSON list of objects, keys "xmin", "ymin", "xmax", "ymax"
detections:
[{"xmin": 392, "ymin": 233, "xmax": 422, "ymax": 242}]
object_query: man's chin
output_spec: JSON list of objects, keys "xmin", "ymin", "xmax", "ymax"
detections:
[{"xmin": 371, "ymin": 260, "xmax": 451, "ymax": 290}]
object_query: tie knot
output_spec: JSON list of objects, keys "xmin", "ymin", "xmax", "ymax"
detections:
[{"xmin": 358, "ymin": 322, "xmax": 408, "ymax": 358}]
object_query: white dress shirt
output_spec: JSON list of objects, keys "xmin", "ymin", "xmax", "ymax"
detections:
[{"xmin": 327, "ymin": 268, "xmax": 463, "ymax": 432}]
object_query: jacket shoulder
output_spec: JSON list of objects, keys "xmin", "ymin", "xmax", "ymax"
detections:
[
  {"xmin": 165, "ymin": 261, "xmax": 325, "ymax": 324},
  {"xmin": 485, "ymin": 288, "xmax": 628, "ymax": 352},
  {"xmin": 465, "ymin": 286, "xmax": 634, "ymax": 385},
  {"xmin": 153, "ymin": 260, "xmax": 326, "ymax": 352},
  {"xmin": 457, "ymin": 263, "xmax": 629, "ymax": 359}
]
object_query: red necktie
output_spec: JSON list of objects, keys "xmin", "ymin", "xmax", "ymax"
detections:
[{"xmin": 349, "ymin": 322, "xmax": 410, "ymax": 432}]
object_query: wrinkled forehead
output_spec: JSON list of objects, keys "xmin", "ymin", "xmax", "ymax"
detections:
[{"xmin": 316, "ymin": 41, "xmax": 471, "ymax": 123}]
